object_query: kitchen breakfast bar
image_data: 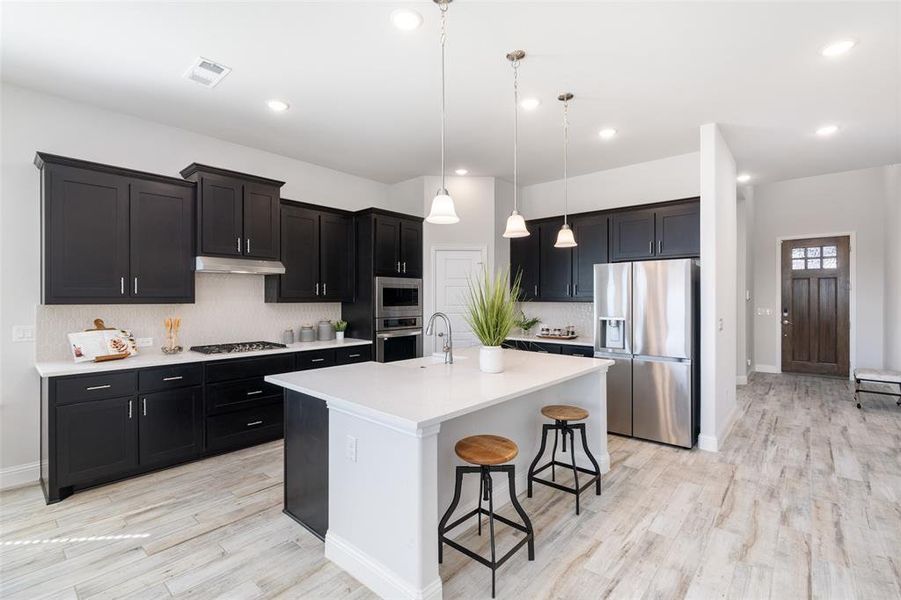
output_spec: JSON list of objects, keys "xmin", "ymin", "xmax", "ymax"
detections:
[{"xmin": 266, "ymin": 347, "xmax": 613, "ymax": 600}]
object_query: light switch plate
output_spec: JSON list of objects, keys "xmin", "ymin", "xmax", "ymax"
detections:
[
  {"xmin": 11, "ymin": 325, "xmax": 35, "ymax": 342},
  {"xmin": 345, "ymin": 435, "xmax": 357, "ymax": 462}
]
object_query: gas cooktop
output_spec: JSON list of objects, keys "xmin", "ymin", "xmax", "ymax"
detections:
[{"xmin": 189, "ymin": 341, "xmax": 287, "ymax": 355}]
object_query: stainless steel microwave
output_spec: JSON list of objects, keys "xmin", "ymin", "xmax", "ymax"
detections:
[{"xmin": 375, "ymin": 277, "xmax": 422, "ymax": 318}]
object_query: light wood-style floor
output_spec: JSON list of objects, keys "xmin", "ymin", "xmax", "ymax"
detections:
[{"xmin": 2, "ymin": 373, "xmax": 900, "ymax": 599}]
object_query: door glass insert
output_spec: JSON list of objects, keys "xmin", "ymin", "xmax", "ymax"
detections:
[
  {"xmin": 823, "ymin": 245, "xmax": 837, "ymax": 257},
  {"xmin": 807, "ymin": 258, "xmax": 821, "ymax": 269},
  {"xmin": 806, "ymin": 247, "xmax": 820, "ymax": 258},
  {"xmin": 791, "ymin": 248, "xmax": 805, "ymax": 259},
  {"xmin": 792, "ymin": 259, "xmax": 806, "ymax": 270},
  {"xmin": 823, "ymin": 257, "xmax": 837, "ymax": 269}
]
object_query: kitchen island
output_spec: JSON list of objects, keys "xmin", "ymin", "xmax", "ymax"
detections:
[{"xmin": 266, "ymin": 347, "xmax": 613, "ymax": 600}]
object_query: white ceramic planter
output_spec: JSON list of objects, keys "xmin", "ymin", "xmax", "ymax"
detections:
[
  {"xmin": 479, "ymin": 345, "xmax": 504, "ymax": 373},
  {"xmin": 336, "ymin": 331, "xmax": 345, "ymax": 341}
]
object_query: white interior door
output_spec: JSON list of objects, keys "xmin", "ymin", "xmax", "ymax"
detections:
[{"xmin": 434, "ymin": 249, "xmax": 485, "ymax": 352}]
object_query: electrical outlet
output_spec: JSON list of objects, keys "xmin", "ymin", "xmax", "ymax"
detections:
[
  {"xmin": 746, "ymin": 358, "xmax": 752, "ymax": 367},
  {"xmin": 11, "ymin": 325, "xmax": 35, "ymax": 342},
  {"xmin": 136, "ymin": 337, "xmax": 153, "ymax": 348},
  {"xmin": 345, "ymin": 435, "xmax": 357, "ymax": 462}
]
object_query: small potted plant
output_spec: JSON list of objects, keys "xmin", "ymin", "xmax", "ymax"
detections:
[
  {"xmin": 464, "ymin": 268, "xmax": 521, "ymax": 373},
  {"xmin": 516, "ymin": 311, "xmax": 540, "ymax": 336},
  {"xmin": 335, "ymin": 320, "xmax": 348, "ymax": 341}
]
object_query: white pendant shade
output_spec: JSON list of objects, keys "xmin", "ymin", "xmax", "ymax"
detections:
[
  {"xmin": 426, "ymin": 189, "xmax": 459, "ymax": 224},
  {"xmin": 554, "ymin": 222, "xmax": 577, "ymax": 248},
  {"xmin": 503, "ymin": 210, "xmax": 529, "ymax": 238}
]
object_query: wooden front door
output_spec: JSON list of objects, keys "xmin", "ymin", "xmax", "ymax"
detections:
[{"xmin": 781, "ymin": 236, "xmax": 850, "ymax": 376}]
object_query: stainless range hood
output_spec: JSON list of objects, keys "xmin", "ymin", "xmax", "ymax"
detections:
[{"xmin": 195, "ymin": 256, "xmax": 285, "ymax": 275}]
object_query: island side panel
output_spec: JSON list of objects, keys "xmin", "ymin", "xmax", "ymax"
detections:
[
  {"xmin": 436, "ymin": 369, "xmax": 609, "ymax": 519},
  {"xmin": 325, "ymin": 408, "xmax": 443, "ymax": 600}
]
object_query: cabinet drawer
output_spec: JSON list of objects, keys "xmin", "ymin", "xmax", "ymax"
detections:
[
  {"xmin": 296, "ymin": 349, "xmax": 336, "ymax": 370},
  {"xmin": 206, "ymin": 377, "xmax": 282, "ymax": 415},
  {"xmin": 561, "ymin": 345, "xmax": 594, "ymax": 358},
  {"xmin": 206, "ymin": 401, "xmax": 283, "ymax": 452},
  {"xmin": 56, "ymin": 371, "xmax": 137, "ymax": 404},
  {"xmin": 205, "ymin": 354, "xmax": 294, "ymax": 383},
  {"xmin": 530, "ymin": 342, "xmax": 562, "ymax": 354},
  {"xmin": 138, "ymin": 364, "xmax": 203, "ymax": 392},
  {"xmin": 335, "ymin": 345, "xmax": 371, "ymax": 365}
]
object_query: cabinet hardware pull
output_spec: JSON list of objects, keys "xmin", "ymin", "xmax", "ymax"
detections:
[
  {"xmin": 134, "ymin": 277, "xmax": 138, "ymax": 295},
  {"xmin": 142, "ymin": 398, "xmax": 147, "ymax": 416},
  {"xmin": 534, "ymin": 284, "xmax": 538, "ymax": 296},
  {"xmin": 649, "ymin": 240, "xmax": 654, "ymax": 255},
  {"xmin": 315, "ymin": 283, "xmax": 320, "ymax": 296},
  {"xmin": 246, "ymin": 238, "xmax": 251, "ymax": 254},
  {"xmin": 311, "ymin": 358, "xmax": 325, "ymax": 363},
  {"xmin": 128, "ymin": 400, "xmax": 133, "ymax": 419},
  {"xmin": 237, "ymin": 237, "xmax": 242, "ymax": 253},
  {"xmin": 162, "ymin": 376, "xmax": 183, "ymax": 382},
  {"xmin": 247, "ymin": 420, "xmax": 263, "ymax": 427},
  {"xmin": 323, "ymin": 283, "xmax": 327, "ymax": 296},
  {"xmin": 86, "ymin": 384, "xmax": 111, "ymax": 391},
  {"xmin": 246, "ymin": 390, "xmax": 263, "ymax": 396},
  {"xmin": 402, "ymin": 262, "xmax": 406, "ymax": 273},
  {"xmin": 574, "ymin": 283, "xmax": 578, "ymax": 295},
  {"xmin": 120, "ymin": 277, "xmax": 125, "ymax": 295},
  {"xmin": 348, "ymin": 353, "xmax": 361, "ymax": 358},
  {"xmin": 658, "ymin": 240, "xmax": 662, "ymax": 254},
  {"xmin": 396, "ymin": 261, "xmax": 401, "ymax": 273},
  {"xmin": 566, "ymin": 284, "xmax": 570, "ymax": 295}
]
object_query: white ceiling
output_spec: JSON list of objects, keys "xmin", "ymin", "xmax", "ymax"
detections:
[{"xmin": 2, "ymin": 2, "xmax": 898, "ymax": 186}]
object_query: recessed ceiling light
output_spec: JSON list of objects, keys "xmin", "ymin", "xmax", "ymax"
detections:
[
  {"xmin": 598, "ymin": 128, "xmax": 617, "ymax": 140},
  {"xmin": 267, "ymin": 99, "xmax": 289, "ymax": 112},
  {"xmin": 821, "ymin": 39, "xmax": 856, "ymax": 57},
  {"xmin": 816, "ymin": 124, "xmax": 839, "ymax": 137},
  {"xmin": 520, "ymin": 98, "xmax": 540, "ymax": 111},
  {"xmin": 391, "ymin": 9, "xmax": 423, "ymax": 31},
  {"xmin": 737, "ymin": 173, "xmax": 751, "ymax": 183},
  {"xmin": 455, "ymin": 168, "xmax": 468, "ymax": 176}
]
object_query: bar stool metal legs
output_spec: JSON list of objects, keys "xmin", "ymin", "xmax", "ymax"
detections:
[
  {"xmin": 527, "ymin": 419, "xmax": 602, "ymax": 515},
  {"xmin": 438, "ymin": 464, "xmax": 535, "ymax": 598}
]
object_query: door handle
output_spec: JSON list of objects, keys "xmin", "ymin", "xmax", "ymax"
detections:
[
  {"xmin": 311, "ymin": 358, "xmax": 326, "ymax": 363},
  {"xmin": 396, "ymin": 261, "xmax": 401, "ymax": 273},
  {"xmin": 782, "ymin": 320, "xmax": 792, "ymax": 325},
  {"xmin": 573, "ymin": 283, "xmax": 578, "ymax": 295},
  {"xmin": 237, "ymin": 237, "xmax": 242, "ymax": 253},
  {"xmin": 348, "ymin": 353, "xmax": 361, "ymax": 358},
  {"xmin": 534, "ymin": 284, "xmax": 538, "ymax": 296},
  {"xmin": 246, "ymin": 420, "xmax": 263, "ymax": 427}
]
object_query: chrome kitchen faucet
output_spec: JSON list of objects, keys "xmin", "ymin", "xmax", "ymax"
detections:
[{"xmin": 425, "ymin": 312, "xmax": 454, "ymax": 364}]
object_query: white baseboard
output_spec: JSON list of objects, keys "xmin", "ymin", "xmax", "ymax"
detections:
[
  {"xmin": 736, "ymin": 375, "xmax": 748, "ymax": 386},
  {"xmin": 755, "ymin": 364, "xmax": 781, "ymax": 374},
  {"xmin": 697, "ymin": 434, "xmax": 719, "ymax": 452},
  {"xmin": 0, "ymin": 461, "xmax": 40, "ymax": 491},
  {"xmin": 697, "ymin": 403, "xmax": 741, "ymax": 453},
  {"xmin": 325, "ymin": 531, "xmax": 443, "ymax": 600}
]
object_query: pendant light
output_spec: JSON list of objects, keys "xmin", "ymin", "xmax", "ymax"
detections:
[
  {"xmin": 554, "ymin": 93, "xmax": 577, "ymax": 248},
  {"xmin": 425, "ymin": 0, "xmax": 459, "ymax": 224},
  {"xmin": 502, "ymin": 50, "xmax": 529, "ymax": 238}
]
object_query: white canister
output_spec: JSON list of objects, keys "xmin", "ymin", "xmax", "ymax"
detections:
[{"xmin": 479, "ymin": 346, "xmax": 504, "ymax": 374}]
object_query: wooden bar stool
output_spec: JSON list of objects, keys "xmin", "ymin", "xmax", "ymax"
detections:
[
  {"xmin": 438, "ymin": 434, "xmax": 535, "ymax": 598},
  {"xmin": 527, "ymin": 405, "xmax": 602, "ymax": 515}
]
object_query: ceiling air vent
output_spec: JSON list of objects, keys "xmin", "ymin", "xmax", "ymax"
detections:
[{"xmin": 183, "ymin": 57, "xmax": 231, "ymax": 88}]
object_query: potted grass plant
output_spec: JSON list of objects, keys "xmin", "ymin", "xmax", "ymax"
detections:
[
  {"xmin": 335, "ymin": 320, "xmax": 348, "ymax": 341},
  {"xmin": 464, "ymin": 267, "xmax": 521, "ymax": 373}
]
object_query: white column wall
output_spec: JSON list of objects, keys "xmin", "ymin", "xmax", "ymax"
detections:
[{"xmin": 885, "ymin": 164, "xmax": 901, "ymax": 371}]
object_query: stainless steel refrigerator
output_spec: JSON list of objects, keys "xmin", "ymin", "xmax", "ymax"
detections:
[{"xmin": 593, "ymin": 259, "xmax": 700, "ymax": 448}]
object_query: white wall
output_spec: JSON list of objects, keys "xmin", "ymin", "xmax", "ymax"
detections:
[
  {"xmin": 520, "ymin": 152, "xmax": 700, "ymax": 219},
  {"xmin": 0, "ymin": 83, "xmax": 392, "ymax": 487},
  {"xmin": 736, "ymin": 188, "xmax": 755, "ymax": 384},
  {"xmin": 885, "ymin": 165, "xmax": 901, "ymax": 371},
  {"xmin": 751, "ymin": 166, "xmax": 888, "ymax": 374},
  {"xmin": 698, "ymin": 124, "xmax": 737, "ymax": 452}
]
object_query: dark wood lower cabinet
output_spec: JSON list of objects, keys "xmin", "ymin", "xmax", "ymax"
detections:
[
  {"xmin": 284, "ymin": 390, "xmax": 329, "ymax": 539},
  {"xmin": 138, "ymin": 387, "xmax": 203, "ymax": 466},
  {"xmin": 56, "ymin": 396, "xmax": 138, "ymax": 487}
]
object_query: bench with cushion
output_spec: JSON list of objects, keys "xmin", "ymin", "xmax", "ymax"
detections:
[{"xmin": 853, "ymin": 368, "xmax": 901, "ymax": 409}]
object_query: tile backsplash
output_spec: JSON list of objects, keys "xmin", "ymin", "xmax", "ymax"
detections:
[
  {"xmin": 36, "ymin": 274, "xmax": 341, "ymax": 360},
  {"xmin": 515, "ymin": 302, "xmax": 594, "ymax": 340}
]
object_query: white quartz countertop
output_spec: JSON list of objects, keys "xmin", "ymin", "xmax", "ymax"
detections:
[
  {"xmin": 266, "ymin": 347, "xmax": 613, "ymax": 432},
  {"xmin": 35, "ymin": 338, "xmax": 372, "ymax": 378},
  {"xmin": 506, "ymin": 334, "xmax": 594, "ymax": 348}
]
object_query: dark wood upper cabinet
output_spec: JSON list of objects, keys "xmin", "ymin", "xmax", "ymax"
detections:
[
  {"xmin": 181, "ymin": 163, "xmax": 284, "ymax": 261},
  {"xmin": 243, "ymin": 182, "xmax": 280, "ymax": 259},
  {"xmin": 266, "ymin": 201, "xmax": 354, "ymax": 303},
  {"xmin": 320, "ymin": 211, "xmax": 354, "ymax": 300},
  {"xmin": 198, "ymin": 176, "xmax": 243, "ymax": 257},
  {"xmin": 539, "ymin": 218, "xmax": 572, "ymax": 300},
  {"xmin": 129, "ymin": 180, "xmax": 195, "ymax": 302},
  {"xmin": 399, "ymin": 219, "xmax": 423, "ymax": 277},
  {"xmin": 611, "ymin": 208, "xmax": 656, "ymax": 261},
  {"xmin": 655, "ymin": 202, "xmax": 700, "ymax": 258},
  {"xmin": 37, "ymin": 153, "xmax": 195, "ymax": 305},
  {"xmin": 138, "ymin": 387, "xmax": 203, "ymax": 467},
  {"xmin": 56, "ymin": 396, "xmax": 138, "ymax": 487},
  {"xmin": 571, "ymin": 213, "xmax": 608, "ymax": 300},
  {"xmin": 373, "ymin": 215, "xmax": 402, "ymax": 276},
  {"xmin": 510, "ymin": 227, "xmax": 540, "ymax": 300}
]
